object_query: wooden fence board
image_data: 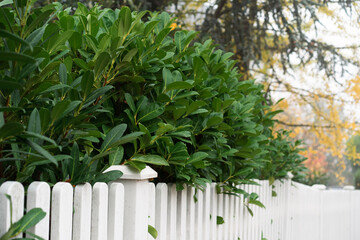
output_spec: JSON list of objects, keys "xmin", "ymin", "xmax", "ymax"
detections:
[
  {"xmin": 27, "ymin": 182, "xmax": 50, "ymax": 240},
  {"xmin": 108, "ymin": 182, "xmax": 124, "ymax": 240}
]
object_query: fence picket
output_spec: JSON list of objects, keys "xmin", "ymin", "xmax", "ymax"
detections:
[
  {"xmin": 148, "ymin": 183, "xmax": 156, "ymax": 240},
  {"xmin": 51, "ymin": 182, "xmax": 73, "ymax": 240},
  {"xmin": 108, "ymin": 183, "xmax": 124, "ymax": 240},
  {"xmin": 195, "ymin": 189, "xmax": 204, "ymax": 240},
  {"xmin": 210, "ymin": 183, "xmax": 218, "ymax": 240},
  {"xmin": 229, "ymin": 192, "xmax": 235, "ymax": 240},
  {"xmin": 223, "ymin": 193, "xmax": 230, "ymax": 240},
  {"xmin": 167, "ymin": 184, "xmax": 177, "ymax": 239},
  {"xmin": 177, "ymin": 185, "xmax": 187, "ymax": 240},
  {"xmin": 187, "ymin": 186, "xmax": 196, "ymax": 240},
  {"xmin": 0, "ymin": 181, "xmax": 24, "ymax": 238},
  {"xmin": 155, "ymin": 183, "xmax": 168, "ymax": 240},
  {"xmin": 203, "ymin": 183, "xmax": 211, "ymax": 240},
  {"xmin": 27, "ymin": 182, "xmax": 50, "ymax": 240},
  {"xmin": 91, "ymin": 182, "xmax": 108, "ymax": 240},
  {"xmin": 72, "ymin": 183, "xmax": 92, "ymax": 240},
  {"xmin": 216, "ymin": 191, "xmax": 224, "ymax": 240}
]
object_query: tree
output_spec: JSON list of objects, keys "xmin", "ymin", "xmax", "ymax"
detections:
[{"xmin": 165, "ymin": 0, "xmax": 360, "ymax": 184}]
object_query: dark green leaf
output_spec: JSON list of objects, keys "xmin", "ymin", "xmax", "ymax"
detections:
[
  {"xmin": 0, "ymin": 51, "xmax": 36, "ymax": 63},
  {"xmin": 94, "ymin": 52, "xmax": 111, "ymax": 79},
  {"xmin": 27, "ymin": 140, "xmax": 58, "ymax": 166},
  {"xmin": 100, "ymin": 124, "xmax": 127, "ymax": 152},
  {"xmin": 131, "ymin": 154, "xmax": 169, "ymax": 166},
  {"xmin": 0, "ymin": 122, "xmax": 23, "ymax": 139},
  {"xmin": 0, "ymin": 29, "xmax": 33, "ymax": 51}
]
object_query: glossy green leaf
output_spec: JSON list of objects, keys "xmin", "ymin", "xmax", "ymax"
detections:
[
  {"xmin": 137, "ymin": 103, "xmax": 164, "ymax": 123},
  {"xmin": 93, "ymin": 170, "xmax": 123, "ymax": 183},
  {"xmin": 108, "ymin": 132, "xmax": 144, "ymax": 149},
  {"xmin": 51, "ymin": 100, "xmax": 70, "ymax": 122},
  {"xmin": 28, "ymin": 140, "xmax": 58, "ymax": 166},
  {"xmin": 0, "ymin": 122, "xmax": 23, "ymax": 139},
  {"xmin": 109, "ymin": 146, "xmax": 124, "ymax": 165},
  {"xmin": 155, "ymin": 27, "xmax": 171, "ymax": 44},
  {"xmin": 187, "ymin": 152, "xmax": 208, "ymax": 164},
  {"xmin": 59, "ymin": 63, "xmax": 67, "ymax": 84},
  {"xmin": 7, "ymin": 208, "xmax": 46, "ymax": 238},
  {"xmin": 73, "ymin": 58, "xmax": 89, "ymax": 70},
  {"xmin": 49, "ymin": 30, "xmax": 74, "ymax": 54},
  {"xmin": 122, "ymin": 48, "xmax": 137, "ymax": 62},
  {"xmin": 0, "ymin": 79, "xmax": 22, "ymax": 90},
  {"xmin": 166, "ymin": 81, "xmax": 192, "ymax": 91},
  {"xmin": 100, "ymin": 124, "xmax": 127, "ymax": 152},
  {"xmin": 24, "ymin": 9, "xmax": 54, "ymax": 37},
  {"xmin": 28, "ymin": 108, "xmax": 41, "ymax": 134},
  {"xmin": 0, "ymin": 51, "xmax": 36, "ymax": 63},
  {"xmin": 124, "ymin": 93, "xmax": 136, "ymax": 112},
  {"xmin": 0, "ymin": 0, "xmax": 13, "ymax": 7},
  {"xmin": 131, "ymin": 154, "xmax": 169, "ymax": 166},
  {"xmin": 0, "ymin": 29, "xmax": 33, "ymax": 51},
  {"xmin": 81, "ymin": 71, "xmax": 94, "ymax": 98},
  {"xmin": 94, "ymin": 52, "xmax": 111, "ymax": 79},
  {"xmin": 217, "ymin": 216, "xmax": 224, "ymax": 225},
  {"xmin": 148, "ymin": 225, "xmax": 158, "ymax": 239},
  {"xmin": 69, "ymin": 31, "xmax": 82, "ymax": 50}
]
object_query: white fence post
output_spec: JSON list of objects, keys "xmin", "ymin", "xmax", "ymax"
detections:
[{"xmin": 104, "ymin": 165, "xmax": 157, "ymax": 240}]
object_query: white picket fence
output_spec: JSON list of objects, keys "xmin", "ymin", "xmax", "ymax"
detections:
[{"xmin": 1, "ymin": 165, "xmax": 360, "ymax": 240}]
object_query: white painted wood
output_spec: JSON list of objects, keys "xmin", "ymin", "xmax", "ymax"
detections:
[
  {"xmin": 228, "ymin": 193, "xmax": 235, "ymax": 240},
  {"xmin": 233, "ymin": 186, "xmax": 240, "ymax": 239},
  {"xmin": 187, "ymin": 186, "xmax": 196, "ymax": 240},
  {"xmin": 177, "ymin": 185, "xmax": 187, "ymax": 240},
  {"xmin": 51, "ymin": 182, "xmax": 73, "ymax": 240},
  {"xmin": 195, "ymin": 189, "xmax": 203, "ymax": 240},
  {"xmin": 104, "ymin": 165, "xmax": 157, "ymax": 180},
  {"xmin": 210, "ymin": 183, "xmax": 217, "ymax": 240},
  {"xmin": 223, "ymin": 193, "xmax": 229, "ymax": 240},
  {"xmin": 0, "ymin": 181, "xmax": 24, "ymax": 238},
  {"xmin": 108, "ymin": 182, "xmax": 124, "ymax": 240},
  {"xmin": 203, "ymin": 183, "xmax": 211, "ymax": 240},
  {"xmin": 91, "ymin": 182, "xmax": 108, "ymax": 240},
  {"xmin": 109, "ymin": 165, "xmax": 157, "ymax": 240},
  {"xmin": 73, "ymin": 183, "xmax": 92, "ymax": 240},
  {"xmin": 155, "ymin": 183, "xmax": 168, "ymax": 240},
  {"xmin": 27, "ymin": 181, "xmax": 51, "ymax": 240},
  {"xmin": 216, "ymin": 191, "xmax": 224, "ymax": 240},
  {"xmin": 148, "ymin": 183, "xmax": 156, "ymax": 240},
  {"xmin": 239, "ymin": 190, "xmax": 245, "ymax": 240},
  {"xmin": 242, "ymin": 184, "xmax": 250, "ymax": 240},
  {"xmin": 167, "ymin": 184, "xmax": 177, "ymax": 239}
]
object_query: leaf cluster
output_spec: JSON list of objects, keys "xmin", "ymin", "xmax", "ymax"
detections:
[{"xmin": 0, "ymin": 1, "xmax": 307, "ymax": 193}]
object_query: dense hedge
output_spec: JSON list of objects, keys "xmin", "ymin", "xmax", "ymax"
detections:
[{"xmin": 0, "ymin": 2, "xmax": 306, "ymax": 192}]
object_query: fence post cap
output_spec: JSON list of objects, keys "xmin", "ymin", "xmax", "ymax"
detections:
[
  {"xmin": 104, "ymin": 165, "xmax": 157, "ymax": 180},
  {"xmin": 312, "ymin": 184, "xmax": 326, "ymax": 190},
  {"xmin": 343, "ymin": 185, "xmax": 355, "ymax": 190}
]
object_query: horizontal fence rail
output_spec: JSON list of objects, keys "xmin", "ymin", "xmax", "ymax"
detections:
[{"xmin": 1, "ymin": 167, "xmax": 360, "ymax": 240}]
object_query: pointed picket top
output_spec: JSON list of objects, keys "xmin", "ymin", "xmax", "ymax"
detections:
[{"xmin": 104, "ymin": 165, "xmax": 157, "ymax": 180}]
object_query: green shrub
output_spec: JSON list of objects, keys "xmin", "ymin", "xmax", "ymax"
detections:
[{"xmin": 0, "ymin": 1, "xmax": 306, "ymax": 191}]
